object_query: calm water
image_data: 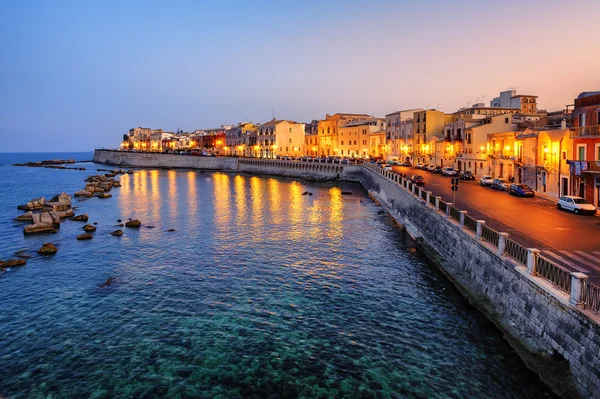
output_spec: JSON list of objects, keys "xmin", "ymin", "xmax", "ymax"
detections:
[{"xmin": 0, "ymin": 153, "xmax": 554, "ymax": 398}]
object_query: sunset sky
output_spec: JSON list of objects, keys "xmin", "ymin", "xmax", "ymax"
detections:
[{"xmin": 1, "ymin": 0, "xmax": 599, "ymax": 151}]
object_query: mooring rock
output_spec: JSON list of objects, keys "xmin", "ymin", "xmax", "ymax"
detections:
[
  {"xmin": 74, "ymin": 190, "xmax": 93, "ymax": 197},
  {"xmin": 71, "ymin": 214, "xmax": 89, "ymax": 222},
  {"xmin": 14, "ymin": 211, "xmax": 33, "ymax": 221},
  {"xmin": 0, "ymin": 259, "xmax": 27, "ymax": 268},
  {"xmin": 24, "ymin": 223, "xmax": 55, "ymax": 235},
  {"xmin": 76, "ymin": 233, "xmax": 93, "ymax": 240},
  {"xmin": 110, "ymin": 229, "xmax": 123, "ymax": 236},
  {"xmin": 83, "ymin": 224, "xmax": 96, "ymax": 233},
  {"xmin": 98, "ymin": 193, "xmax": 112, "ymax": 199},
  {"xmin": 125, "ymin": 219, "xmax": 141, "ymax": 228},
  {"xmin": 18, "ymin": 197, "xmax": 45, "ymax": 211},
  {"xmin": 37, "ymin": 243, "xmax": 58, "ymax": 255}
]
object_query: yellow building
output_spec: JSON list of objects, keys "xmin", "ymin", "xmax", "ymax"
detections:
[
  {"xmin": 338, "ymin": 118, "xmax": 386, "ymax": 158},
  {"xmin": 256, "ymin": 119, "xmax": 305, "ymax": 158},
  {"xmin": 318, "ymin": 113, "xmax": 371, "ymax": 156},
  {"xmin": 413, "ymin": 110, "xmax": 453, "ymax": 165}
]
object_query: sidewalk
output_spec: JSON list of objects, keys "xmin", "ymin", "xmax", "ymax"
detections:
[{"xmin": 534, "ymin": 191, "xmax": 559, "ymax": 203}]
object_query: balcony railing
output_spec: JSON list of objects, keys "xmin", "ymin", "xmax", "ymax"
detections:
[{"xmin": 571, "ymin": 125, "xmax": 600, "ymax": 138}]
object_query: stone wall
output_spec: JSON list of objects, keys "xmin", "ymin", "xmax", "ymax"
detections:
[
  {"xmin": 359, "ymin": 163, "xmax": 600, "ymax": 398},
  {"xmin": 93, "ymin": 150, "xmax": 363, "ymax": 181}
]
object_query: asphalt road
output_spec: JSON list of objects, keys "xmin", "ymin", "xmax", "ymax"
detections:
[{"xmin": 392, "ymin": 165, "xmax": 600, "ymax": 285}]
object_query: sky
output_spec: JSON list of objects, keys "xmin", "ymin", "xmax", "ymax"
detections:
[{"xmin": 1, "ymin": 0, "xmax": 599, "ymax": 152}]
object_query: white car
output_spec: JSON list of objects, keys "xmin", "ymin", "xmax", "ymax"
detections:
[
  {"xmin": 442, "ymin": 167, "xmax": 458, "ymax": 176},
  {"xmin": 382, "ymin": 164, "xmax": 392, "ymax": 171},
  {"xmin": 557, "ymin": 196, "xmax": 597, "ymax": 215},
  {"xmin": 479, "ymin": 175, "xmax": 494, "ymax": 186}
]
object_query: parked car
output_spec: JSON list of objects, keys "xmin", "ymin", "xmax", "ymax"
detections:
[
  {"xmin": 387, "ymin": 157, "xmax": 399, "ymax": 165},
  {"xmin": 402, "ymin": 161, "xmax": 412, "ymax": 167},
  {"xmin": 383, "ymin": 164, "xmax": 392, "ymax": 171},
  {"xmin": 415, "ymin": 163, "xmax": 424, "ymax": 169},
  {"xmin": 491, "ymin": 178, "xmax": 510, "ymax": 190},
  {"xmin": 434, "ymin": 166, "xmax": 443, "ymax": 174},
  {"xmin": 427, "ymin": 165, "xmax": 436, "ymax": 172},
  {"xmin": 557, "ymin": 196, "xmax": 597, "ymax": 215},
  {"xmin": 459, "ymin": 171, "xmax": 475, "ymax": 180},
  {"xmin": 509, "ymin": 184, "xmax": 535, "ymax": 197},
  {"xmin": 442, "ymin": 167, "xmax": 458, "ymax": 176},
  {"xmin": 410, "ymin": 175, "xmax": 425, "ymax": 185},
  {"xmin": 479, "ymin": 175, "xmax": 494, "ymax": 186}
]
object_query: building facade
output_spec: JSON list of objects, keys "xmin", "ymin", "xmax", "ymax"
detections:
[{"xmin": 317, "ymin": 113, "xmax": 371, "ymax": 156}]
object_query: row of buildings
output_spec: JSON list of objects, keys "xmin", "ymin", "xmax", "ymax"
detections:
[{"xmin": 121, "ymin": 89, "xmax": 600, "ymax": 207}]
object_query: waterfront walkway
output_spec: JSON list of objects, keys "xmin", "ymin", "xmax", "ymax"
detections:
[{"xmin": 392, "ymin": 165, "xmax": 600, "ymax": 286}]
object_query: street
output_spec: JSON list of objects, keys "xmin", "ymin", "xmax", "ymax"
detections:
[{"xmin": 392, "ymin": 165, "xmax": 600, "ymax": 285}]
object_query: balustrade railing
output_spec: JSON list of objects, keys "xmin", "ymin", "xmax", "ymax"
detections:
[
  {"xmin": 449, "ymin": 207, "xmax": 461, "ymax": 222},
  {"xmin": 421, "ymin": 190, "xmax": 428, "ymax": 201},
  {"xmin": 463, "ymin": 214, "xmax": 477, "ymax": 232},
  {"xmin": 481, "ymin": 225, "xmax": 499, "ymax": 246},
  {"xmin": 429, "ymin": 194, "xmax": 436, "ymax": 207},
  {"xmin": 535, "ymin": 256, "xmax": 572, "ymax": 293},
  {"xmin": 439, "ymin": 200, "xmax": 447, "ymax": 213},
  {"xmin": 582, "ymin": 281, "xmax": 600, "ymax": 313},
  {"xmin": 504, "ymin": 238, "xmax": 528, "ymax": 265}
]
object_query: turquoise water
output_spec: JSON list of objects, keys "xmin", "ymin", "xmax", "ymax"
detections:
[{"xmin": 0, "ymin": 153, "xmax": 554, "ymax": 398}]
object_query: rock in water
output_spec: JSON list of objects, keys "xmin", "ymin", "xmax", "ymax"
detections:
[
  {"xmin": 99, "ymin": 277, "xmax": 115, "ymax": 288},
  {"xmin": 117, "ymin": 219, "xmax": 122, "ymax": 223},
  {"xmin": 57, "ymin": 209, "xmax": 75, "ymax": 219},
  {"xmin": 110, "ymin": 230, "xmax": 123, "ymax": 236},
  {"xmin": 145, "ymin": 225, "xmax": 155, "ymax": 229},
  {"xmin": 377, "ymin": 210, "xmax": 385, "ymax": 215},
  {"xmin": 24, "ymin": 223, "xmax": 56, "ymax": 235},
  {"xmin": 14, "ymin": 211, "xmax": 33, "ymax": 221},
  {"xmin": 74, "ymin": 190, "xmax": 92, "ymax": 197},
  {"xmin": 71, "ymin": 214, "xmax": 89, "ymax": 222},
  {"xmin": 17, "ymin": 254, "xmax": 31, "ymax": 259},
  {"xmin": 125, "ymin": 219, "xmax": 141, "ymax": 228},
  {"xmin": 98, "ymin": 193, "xmax": 112, "ymax": 199},
  {"xmin": 83, "ymin": 224, "xmax": 96, "ymax": 233},
  {"xmin": 0, "ymin": 259, "xmax": 27, "ymax": 268},
  {"xmin": 17, "ymin": 197, "xmax": 45, "ymax": 211},
  {"xmin": 76, "ymin": 233, "xmax": 93, "ymax": 240},
  {"xmin": 301, "ymin": 191, "xmax": 308, "ymax": 195},
  {"xmin": 37, "ymin": 243, "xmax": 58, "ymax": 255},
  {"xmin": 167, "ymin": 229, "xmax": 176, "ymax": 232}
]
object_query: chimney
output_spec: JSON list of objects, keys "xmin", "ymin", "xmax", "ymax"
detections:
[{"xmin": 560, "ymin": 119, "xmax": 567, "ymax": 129}]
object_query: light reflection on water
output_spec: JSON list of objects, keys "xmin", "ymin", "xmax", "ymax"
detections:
[{"xmin": 0, "ymin": 166, "xmax": 555, "ymax": 398}]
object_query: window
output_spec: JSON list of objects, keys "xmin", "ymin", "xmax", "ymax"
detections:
[
  {"xmin": 286, "ymin": 147, "xmax": 288, "ymax": 152},
  {"xmin": 362, "ymin": 140, "xmax": 366, "ymax": 145},
  {"xmin": 289, "ymin": 138, "xmax": 292, "ymax": 144},
  {"xmin": 341, "ymin": 141, "xmax": 344, "ymax": 145},
  {"xmin": 505, "ymin": 117, "xmax": 509, "ymax": 124},
  {"xmin": 596, "ymin": 144, "xmax": 600, "ymax": 161},
  {"xmin": 579, "ymin": 113, "xmax": 585, "ymax": 127},
  {"xmin": 577, "ymin": 144, "xmax": 586, "ymax": 160},
  {"xmin": 289, "ymin": 128, "xmax": 292, "ymax": 133},
  {"xmin": 354, "ymin": 140, "xmax": 357, "ymax": 145},
  {"xmin": 327, "ymin": 127, "xmax": 330, "ymax": 134}
]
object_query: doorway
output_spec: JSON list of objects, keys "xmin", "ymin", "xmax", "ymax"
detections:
[
  {"xmin": 579, "ymin": 181, "xmax": 585, "ymax": 198},
  {"xmin": 561, "ymin": 177, "xmax": 568, "ymax": 197}
]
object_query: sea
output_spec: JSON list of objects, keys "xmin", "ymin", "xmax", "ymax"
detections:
[{"xmin": 0, "ymin": 152, "xmax": 554, "ymax": 398}]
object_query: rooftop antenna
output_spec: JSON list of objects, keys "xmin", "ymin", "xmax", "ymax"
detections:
[
  {"xmin": 271, "ymin": 109, "xmax": 275, "ymax": 120},
  {"xmin": 436, "ymin": 104, "xmax": 441, "ymax": 110}
]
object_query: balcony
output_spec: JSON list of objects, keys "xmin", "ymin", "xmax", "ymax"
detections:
[{"xmin": 571, "ymin": 125, "xmax": 600, "ymax": 138}]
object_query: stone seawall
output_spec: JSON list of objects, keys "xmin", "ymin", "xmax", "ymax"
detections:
[
  {"xmin": 360, "ymin": 164, "xmax": 600, "ymax": 398},
  {"xmin": 93, "ymin": 150, "xmax": 363, "ymax": 181}
]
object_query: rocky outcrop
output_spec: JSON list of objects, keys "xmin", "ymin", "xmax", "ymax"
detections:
[
  {"xmin": 13, "ymin": 159, "xmax": 76, "ymax": 167},
  {"xmin": 76, "ymin": 233, "xmax": 93, "ymax": 240},
  {"xmin": 71, "ymin": 214, "xmax": 89, "ymax": 222},
  {"xmin": 125, "ymin": 219, "xmax": 141, "ymax": 228},
  {"xmin": 74, "ymin": 190, "xmax": 92, "ymax": 197},
  {"xmin": 97, "ymin": 193, "xmax": 112, "ymax": 199},
  {"xmin": 83, "ymin": 224, "xmax": 96, "ymax": 233},
  {"xmin": 57, "ymin": 209, "xmax": 75, "ymax": 219},
  {"xmin": 17, "ymin": 197, "xmax": 44, "ymax": 211},
  {"xmin": 110, "ymin": 229, "xmax": 123, "ymax": 236},
  {"xmin": 0, "ymin": 259, "xmax": 27, "ymax": 268},
  {"xmin": 14, "ymin": 211, "xmax": 33, "ymax": 221},
  {"xmin": 24, "ymin": 223, "xmax": 56, "ymax": 235},
  {"xmin": 44, "ymin": 192, "xmax": 72, "ymax": 211},
  {"xmin": 99, "ymin": 277, "xmax": 115, "ymax": 287},
  {"xmin": 32, "ymin": 212, "xmax": 61, "ymax": 228},
  {"xmin": 37, "ymin": 243, "xmax": 58, "ymax": 255}
]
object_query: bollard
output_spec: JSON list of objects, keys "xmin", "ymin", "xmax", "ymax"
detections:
[
  {"xmin": 569, "ymin": 272, "xmax": 588, "ymax": 306},
  {"xmin": 476, "ymin": 220, "xmax": 485, "ymax": 239},
  {"xmin": 445, "ymin": 202, "xmax": 453, "ymax": 218},
  {"xmin": 526, "ymin": 248, "xmax": 540, "ymax": 274},
  {"xmin": 497, "ymin": 233, "xmax": 509, "ymax": 256},
  {"xmin": 435, "ymin": 196, "xmax": 441, "ymax": 211},
  {"xmin": 459, "ymin": 211, "xmax": 467, "ymax": 228},
  {"xmin": 426, "ymin": 191, "xmax": 431, "ymax": 206},
  {"xmin": 412, "ymin": 184, "xmax": 415, "ymax": 194}
]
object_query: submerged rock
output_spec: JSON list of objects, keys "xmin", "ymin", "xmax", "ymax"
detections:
[
  {"xmin": 167, "ymin": 229, "xmax": 176, "ymax": 232},
  {"xmin": 17, "ymin": 254, "xmax": 31, "ymax": 259},
  {"xmin": 76, "ymin": 233, "xmax": 93, "ymax": 240},
  {"xmin": 125, "ymin": 219, "xmax": 141, "ymax": 228},
  {"xmin": 24, "ymin": 223, "xmax": 55, "ymax": 235},
  {"xmin": 37, "ymin": 243, "xmax": 58, "ymax": 255},
  {"xmin": 99, "ymin": 277, "xmax": 115, "ymax": 288},
  {"xmin": 117, "ymin": 219, "xmax": 122, "ymax": 223},
  {"xmin": 83, "ymin": 224, "xmax": 96, "ymax": 233},
  {"xmin": 145, "ymin": 225, "xmax": 155, "ymax": 229},
  {"xmin": 110, "ymin": 229, "xmax": 123, "ymax": 236},
  {"xmin": 341, "ymin": 191, "xmax": 353, "ymax": 195},
  {"xmin": 71, "ymin": 214, "xmax": 89, "ymax": 222},
  {"xmin": 0, "ymin": 259, "xmax": 27, "ymax": 268},
  {"xmin": 377, "ymin": 210, "xmax": 386, "ymax": 215}
]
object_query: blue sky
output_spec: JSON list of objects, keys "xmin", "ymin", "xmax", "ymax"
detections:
[{"xmin": 1, "ymin": 0, "xmax": 599, "ymax": 152}]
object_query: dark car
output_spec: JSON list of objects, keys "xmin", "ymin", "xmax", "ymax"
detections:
[
  {"xmin": 410, "ymin": 175, "xmax": 425, "ymax": 185},
  {"xmin": 403, "ymin": 161, "xmax": 412, "ymax": 167},
  {"xmin": 434, "ymin": 166, "xmax": 443, "ymax": 174},
  {"xmin": 509, "ymin": 183, "xmax": 535, "ymax": 197},
  {"xmin": 459, "ymin": 171, "xmax": 475, "ymax": 180}
]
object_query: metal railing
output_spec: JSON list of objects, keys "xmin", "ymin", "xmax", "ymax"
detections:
[
  {"xmin": 535, "ymin": 256, "xmax": 572, "ymax": 293},
  {"xmin": 481, "ymin": 225, "xmax": 499, "ymax": 246},
  {"xmin": 570, "ymin": 125, "xmax": 600, "ymax": 138},
  {"xmin": 582, "ymin": 281, "xmax": 600, "ymax": 313},
  {"xmin": 439, "ymin": 200, "xmax": 447, "ymax": 213},
  {"xmin": 463, "ymin": 214, "xmax": 477, "ymax": 232},
  {"xmin": 504, "ymin": 238, "xmax": 528, "ymax": 265},
  {"xmin": 449, "ymin": 207, "xmax": 461, "ymax": 222}
]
